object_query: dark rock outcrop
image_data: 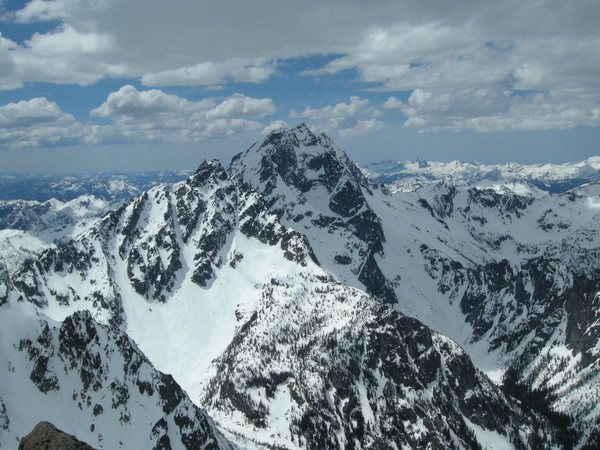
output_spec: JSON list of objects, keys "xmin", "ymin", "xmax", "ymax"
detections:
[{"xmin": 18, "ymin": 421, "xmax": 95, "ymax": 450}]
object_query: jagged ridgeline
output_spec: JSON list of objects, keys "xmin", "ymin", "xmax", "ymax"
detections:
[{"xmin": 1, "ymin": 124, "xmax": 599, "ymax": 448}]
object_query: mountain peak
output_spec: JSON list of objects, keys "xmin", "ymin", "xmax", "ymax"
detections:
[
  {"xmin": 227, "ymin": 124, "xmax": 396, "ymax": 303},
  {"xmin": 291, "ymin": 122, "xmax": 317, "ymax": 144},
  {"xmin": 190, "ymin": 159, "xmax": 227, "ymax": 186},
  {"xmin": 229, "ymin": 124, "xmax": 365, "ymax": 191},
  {"xmin": 257, "ymin": 122, "xmax": 325, "ymax": 154}
]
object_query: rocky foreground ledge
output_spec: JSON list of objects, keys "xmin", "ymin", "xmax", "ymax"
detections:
[{"xmin": 19, "ymin": 421, "xmax": 94, "ymax": 450}]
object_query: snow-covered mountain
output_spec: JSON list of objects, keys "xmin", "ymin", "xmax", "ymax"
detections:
[
  {"xmin": 0, "ymin": 196, "xmax": 120, "ymax": 275},
  {"xmin": 229, "ymin": 126, "xmax": 395, "ymax": 302},
  {"xmin": 1, "ymin": 124, "xmax": 599, "ymax": 448},
  {"xmin": 363, "ymin": 157, "xmax": 600, "ymax": 193},
  {"xmin": 375, "ymin": 180, "xmax": 600, "ymax": 445},
  {"xmin": 227, "ymin": 125, "xmax": 600, "ymax": 446},
  {"xmin": 0, "ymin": 171, "xmax": 191, "ymax": 277}
]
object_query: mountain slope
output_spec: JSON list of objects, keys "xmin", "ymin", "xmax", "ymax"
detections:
[
  {"xmin": 364, "ymin": 176, "xmax": 600, "ymax": 445},
  {"xmin": 0, "ymin": 300, "xmax": 230, "ymax": 449},
  {"xmin": 8, "ymin": 159, "xmax": 316, "ymax": 391},
  {"xmin": 201, "ymin": 272, "xmax": 558, "ymax": 449},
  {"xmin": 0, "ymin": 196, "xmax": 118, "ymax": 275}
]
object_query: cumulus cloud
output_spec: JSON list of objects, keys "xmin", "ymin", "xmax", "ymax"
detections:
[
  {"xmin": 141, "ymin": 59, "xmax": 276, "ymax": 87},
  {"xmin": 9, "ymin": 0, "xmax": 104, "ymax": 23},
  {"xmin": 205, "ymin": 94, "xmax": 276, "ymax": 120},
  {"xmin": 302, "ymin": 3, "xmax": 600, "ymax": 132},
  {"xmin": 261, "ymin": 120, "xmax": 289, "ymax": 135},
  {"xmin": 468, "ymin": 92, "xmax": 600, "ymax": 132},
  {"xmin": 290, "ymin": 96, "xmax": 383, "ymax": 137},
  {"xmin": 25, "ymin": 24, "xmax": 114, "ymax": 55},
  {"xmin": 0, "ymin": 35, "xmax": 22, "ymax": 90},
  {"xmin": 91, "ymin": 85, "xmax": 275, "ymax": 143},
  {"xmin": 0, "ymin": 98, "xmax": 88, "ymax": 148},
  {"xmin": 0, "ymin": 97, "xmax": 68, "ymax": 126},
  {"xmin": 10, "ymin": 0, "xmax": 68, "ymax": 23},
  {"xmin": 90, "ymin": 85, "xmax": 213, "ymax": 119},
  {"xmin": 0, "ymin": 86, "xmax": 277, "ymax": 149},
  {"xmin": 1, "ymin": 23, "xmax": 119, "ymax": 86},
  {"xmin": 2, "ymin": 0, "xmax": 293, "ymax": 88},
  {"xmin": 203, "ymin": 118, "xmax": 264, "ymax": 138},
  {"xmin": 394, "ymin": 89, "xmax": 600, "ymax": 133}
]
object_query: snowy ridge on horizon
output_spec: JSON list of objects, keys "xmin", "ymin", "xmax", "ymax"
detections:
[
  {"xmin": 0, "ymin": 195, "xmax": 121, "ymax": 276},
  {"xmin": 363, "ymin": 155, "xmax": 600, "ymax": 193},
  {"xmin": 0, "ymin": 170, "xmax": 194, "ymax": 203}
]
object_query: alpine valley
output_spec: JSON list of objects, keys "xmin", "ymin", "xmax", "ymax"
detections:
[{"xmin": 1, "ymin": 124, "xmax": 599, "ymax": 449}]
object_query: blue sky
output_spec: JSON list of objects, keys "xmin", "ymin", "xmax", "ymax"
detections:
[{"xmin": 0, "ymin": 0, "xmax": 599, "ymax": 173}]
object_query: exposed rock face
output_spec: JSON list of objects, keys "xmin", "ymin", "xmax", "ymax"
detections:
[
  {"xmin": 228, "ymin": 123, "xmax": 396, "ymax": 303},
  {"xmin": 0, "ymin": 264, "xmax": 8, "ymax": 306},
  {"xmin": 10, "ymin": 159, "xmax": 316, "ymax": 323},
  {"xmin": 201, "ymin": 273, "xmax": 559, "ymax": 448},
  {"xmin": 18, "ymin": 421, "xmax": 95, "ymax": 450},
  {"xmin": 0, "ymin": 398, "xmax": 8, "ymax": 432}
]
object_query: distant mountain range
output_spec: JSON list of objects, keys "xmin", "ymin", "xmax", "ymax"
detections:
[
  {"xmin": 0, "ymin": 170, "xmax": 193, "ymax": 202},
  {"xmin": 2, "ymin": 154, "xmax": 598, "ymax": 204},
  {"xmin": 1, "ymin": 125, "xmax": 599, "ymax": 448},
  {"xmin": 363, "ymin": 156, "xmax": 600, "ymax": 193}
]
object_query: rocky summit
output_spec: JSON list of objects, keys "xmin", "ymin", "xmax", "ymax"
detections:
[{"xmin": 1, "ymin": 124, "xmax": 599, "ymax": 448}]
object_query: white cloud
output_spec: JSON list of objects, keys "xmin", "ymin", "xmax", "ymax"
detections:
[
  {"xmin": 0, "ymin": 97, "xmax": 88, "ymax": 148},
  {"xmin": 11, "ymin": 0, "xmax": 74, "ymax": 23},
  {"xmin": 90, "ymin": 85, "xmax": 212, "ymax": 119},
  {"xmin": 1, "ymin": 23, "xmax": 119, "ymax": 87},
  {"xmin": 0, "ymin": 35, "xmax": 21, "ymax": 90},
  {"xmin": 91, "ymin": 85, "xmax": 275, "ymax": 143},
  {"xmin": 398, "ymin": 89, "xmax": 600, "ymax": 132},
  {"xmin": 25, "ymin": 24, "xmax": 114, "ymax": 55},
  {"xmin": 291, "ymin": 96, "xmax": 377, "ymax": 121},
  {"xmin": 302, "ymin": 3, "xmax": 600, "ymax": 132},
  {"xmin": 290, "ymin": 96, "xmax": 383, "ymax": 137},
  {"xmin": 402, "ymin": 88, "xmax": 511, "ymax": 120},
  {"xmin": 338, "ymin": 119, "xmax": 384, "ymax": 138},
  {"xmin": 261, "ymin": 120, "xmax": 288, "ymax": 135},
  {"xmin": 383, "ymin": 96, "xmax": 403, "ymax": 110},
  {"xmin": 141, "ymin": 59, "xmax": 276, "ymax": 87},
  {"xmin": 0, "ymin": 97, "xmax": 68, "ymax": 126},
  {"xmin": 203, "ymin": 118, "xmax": 264, "ymax": 138},
  {"xmin": 205, "ymin": 94, "xmax": 276, "ymax": 120},
  {"xmin": 0, "ymin": 86, "xmax": 278, "ymax": 149}
]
